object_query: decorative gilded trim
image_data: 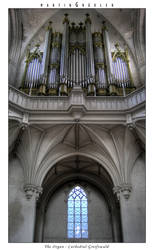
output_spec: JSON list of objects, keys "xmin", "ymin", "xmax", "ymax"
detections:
[
  {"xmin": 95, "ymin": 62, "xmax": 105, "ymax": 69},
  {"xmin": 102, "ymin": 21, "xmax": 108, "ymax": 31},
  {"xmin": 93, "ymin": 32, "xmax": 102, "ymax": 37},
  {"xmin": 85, "ymin": 13, "xmax": 91, "ymax": 24},
  {"xmin": 50, "ymin": 63, "xmax": 59, "ymax": 69},
  {"xmin": 63, "ymin": 13, "xmax": 69, "ymax": 24},
  {"xmin": 51, "ymin": 42, "xmax": 61, "ymax": 48},
  {"xmin": 69, "ymin": 45, "xmax": 86, "ymax": 55},
  {"xmin": 94, "ymin": 41, "xmax": 103, "ymax": 48},
  {"xmin": 46, "ymin": 21, "xmax": 52, "ymax": 31},
  {"xmin": 112, "ymin": 43, "xmax": 134, "ymax": 86},
  {"xmin": 26, "ymin": 45, "xmax": 42, "ymax": 64}
]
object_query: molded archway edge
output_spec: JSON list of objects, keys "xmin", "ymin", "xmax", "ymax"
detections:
[
  {"xmin": 39, "ymin": 152, "xmax": 122, "ymax": 188},
  {"xmin": 35, "ymin": 162, "xmax": 122, "ymax": 242}
]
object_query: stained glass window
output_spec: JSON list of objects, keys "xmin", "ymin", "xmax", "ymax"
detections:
[{"xmin": 67, "ymin": 186, "xmax": 88, "ymax": 239}]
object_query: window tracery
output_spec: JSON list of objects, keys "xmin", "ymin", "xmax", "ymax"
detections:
[{"xmin": 67, "ymin": 186, "xmax": 88, "ymax": 238}]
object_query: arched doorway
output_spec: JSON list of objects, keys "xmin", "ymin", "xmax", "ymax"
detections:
[{"xmin": 35, "ymin": 155, "xmax": 122, "ymax": 242}]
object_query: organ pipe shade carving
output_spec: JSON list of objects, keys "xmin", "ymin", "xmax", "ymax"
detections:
[
  {"xmin": 20, "ymin": 15, "xmax": 135, "ymax": 96},
  {"xmin": 22, "ymin": 45, "xmax": 42, "ymax": 89}
]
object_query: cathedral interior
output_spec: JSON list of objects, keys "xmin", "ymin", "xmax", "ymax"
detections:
[{"xmin": 8, "ymin": 8, "xmax": 146, "ymax": 243}]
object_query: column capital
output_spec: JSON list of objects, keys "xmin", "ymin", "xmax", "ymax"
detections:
[
  {"xmin": 113, "ymin": 183, "xmax": 132, "ymax": 200},
  {"xmin": 24, "ymin": 184, "xmax": 43, "ymax": 201}
]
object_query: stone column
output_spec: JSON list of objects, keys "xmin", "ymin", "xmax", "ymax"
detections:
[
  {"xmin": 85, "ymin": 14, "xmax": 96, "ymax": 96},
  {"xmin": 59, "ymin": 14, "xmax": 69, "ymax": 96},
  {"xmin": 113, "ymin": 184, "xmax": 132, "ymax": 242},
  {"xmin": 23, "ymin": 184, "xmax": 43, "ymax": 242},
  {"xmin": 39, "ymin": 21, "xmax": 52, "ymax": 95},
  {"xmin": 102, "ymin": 21, "xmax": 114, "ymax": 85}
]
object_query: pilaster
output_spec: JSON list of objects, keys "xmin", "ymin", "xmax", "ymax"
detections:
[
  {"xmin": 22, "ymin": 184, "xmax": 43, "ymax": 242},
  {"xmin": 113, "ymin": 183, "xmax": 132, "ymax": 242}
]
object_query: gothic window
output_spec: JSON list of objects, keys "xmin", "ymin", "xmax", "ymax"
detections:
[{"xmin": 67, "ymin": 186, "xmax": 88, "ymax": 239}]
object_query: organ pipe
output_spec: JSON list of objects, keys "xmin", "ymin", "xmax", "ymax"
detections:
[
  {"xmin": 48, "ymin": 32, "xmax": 61, "ymax": 89},
  {"xmin": 60, "ymin": 14, "xmax": 69, "ymax": 85},
  {"xmin": 102, "ymin": 21, "xmax": 114, "ymax": 84},
  {"xmin": 85, "ymin": 14, "xmax": 95, "ymax": 84},
  {"xmin": 40, "ymin": 22, "xmax": 52, "ymax": 85}
]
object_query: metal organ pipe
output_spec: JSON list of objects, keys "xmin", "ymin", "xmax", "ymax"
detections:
[
  {"xmin": 102, "ymin": 22, "xmax": 114, "ymax": 85},
  {"xmin": 93, "ymin": 32, "xmax": 106, "ymax": 88},
  {"xmin": 85, "ymin": 14, "xmax": 95, "ymax": 86},
  {"xmin": 48, "ymin": 32, "xmax": 61, "ymax": 88},
  {"xmin": 60, "ymin": 14, "xmax": 69, "ymax": 86},
  {"xmin": 40, "ymin": 22, "xmax": 52, "ymax": 84}
]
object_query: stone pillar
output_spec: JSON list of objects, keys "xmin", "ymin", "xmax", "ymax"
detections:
[
  {"xmin": 85, "ymin": 14, "xmax": 96, "ymax": 96},
  {"xmin": 59, "ymin": 14, "xmax": 69, "ymax": 96},
  {"xmin": 102, "ymin": 21, "xmax": 114, "ymax": 85},
  {"xmin": 113, "ymin": 184, "xmax": 132, "ymax": 242},
  {"xmin": 39, "ymin": 21, "xmax": 52, "ymax": 95},
  {"xmin": 23, "ymin": 184, "xmax": 43, "ymax": 242},
  {"xmin": 111, "ymin": 205, "xmax": 122, "ymax": 242}
]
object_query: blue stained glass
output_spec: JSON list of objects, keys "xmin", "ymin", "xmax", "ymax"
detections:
[
  {"xmin": 82, "ymin": 223, "xmax": 88, "ymax": 230},
  {"xmin": 67, "ymin": 186, "xmax": 88, "ymax": 239},
  {"xmin": 68, "ymin": 200, "xmax": 73, "ymax": 207},
  {"xmin": 82, "ymin": 215, "xmax": 87, "ymax": 222},
  {"xmin": 82, "ymin": 207, "xmax": 87, "ymax": 214},
  {"xmin": 79, "ymin": 193, "xmax": 83, "ymax": 199},
  {"xmin": 82, "ymin": 200, "xmax": 87, "ymax": 207},
  {"xmin": 75, "ymin": 200, "xmax": 80, "ymax": 206},
  {"xmin": 82, "ymin": 231, "xmax": 88, "ymax": 238},
  {"xmin": 69, "ymin": 196, "xmax": 73, "ymax": 201},
  {"xmin": 75, "ymin": 231, "xmax": 81, "ymax": 238},
  {"xmin": 68, "ymin": 231, "xmax": 73, "ymax": 238},
  {"xmin": 75, "ymin": 207, "xmax": 80, "ymax": 214},
  {"xmin": 75, "ymin": 223, "xmax": 80, "ymax": 229},
  {"xmin": 68, "ymin": 215, "xmax": 73, "ymax": 222},
  {"xmin": 68, "ymin": 207, "xmax": 74, "ymax": 214},
  {"xmin": 75, "ymin": 215, "xmax": 80, "ymax": 222},
  {"xmin": 68, "ymin": 223, "xmax": 73, "ymax": 230},
  {"xmin": 75, "ymin": 196, "xmax": 80, "ymax": 201}
]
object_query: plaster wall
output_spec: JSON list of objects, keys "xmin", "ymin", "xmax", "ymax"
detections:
[
  {"xmin": 9, "ymin": 156, "xmax": 36, "ymax": 242},
  {"xmin": 120, "ymin": 154, "xmax": 146, "ymax": 242}
]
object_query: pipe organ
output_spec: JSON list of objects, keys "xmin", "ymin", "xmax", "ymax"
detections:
[{"xmin": 20, "ymin": 14, "xmax": 135, "ymax": 96}]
